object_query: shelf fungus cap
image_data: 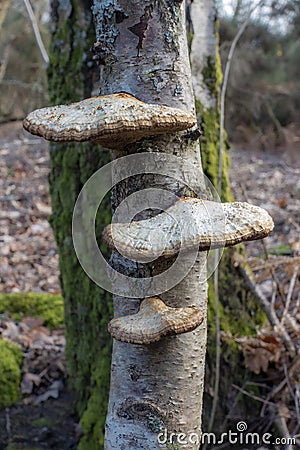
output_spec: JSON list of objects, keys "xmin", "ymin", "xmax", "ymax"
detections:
[
  {"xmin": 108, "ymin": 296, "xmax": 204, "ymax": 344},
  {"xmin": 102, "ymin": 198, "xmax": 274, "ymax": 260},
  {"xmin": 23, "ymin": 92, "xmax": 196, "ymax": 149}
]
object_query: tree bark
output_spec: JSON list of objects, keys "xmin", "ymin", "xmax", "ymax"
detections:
[
  {"xmin": 47, "ymin": 2, "xmax": 112, "ymax": 448},
  {"xmin": 91, "ymin": 1, "xmax": 207, "ymax": 448}
]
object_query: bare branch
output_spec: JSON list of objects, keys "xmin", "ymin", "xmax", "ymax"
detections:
[
  {"xmin": 281, "ymin": 267, "xmax": 299, "ymax": 325},
  {"xmin": 218, "ymin": 1, "xmax": 264, "ymax": 194},
  {"xmin": 23, "ymin": 0, "xmax": 49, "ymax": 65},
  {"xmin": 234, "ymin": 253, "xmax": 296, "ymax": 357},
  {"xmin": 0, "ymin": 0, "xmax": 10, "ymax": 30}
]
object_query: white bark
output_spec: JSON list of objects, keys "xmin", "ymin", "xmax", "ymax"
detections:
[
  {"xmin": 188, "ymin": 0, "xmax": 221, "ymax": 434},
  {"xmin": 23, "ymin": 0, "xmax": 49, "ymax": 64},
  {"xmin": 92, "ymin": 1, "xmax": 208, "ymax": 448},
  {"xmin": 189, "ymin": 0, "xmax": 218, "ymax": 110}
]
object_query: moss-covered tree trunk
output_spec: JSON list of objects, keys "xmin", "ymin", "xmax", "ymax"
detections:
[
  {"xmin": 188, "ymin": 0, "xmax": 265, "ymax": 433},
  {"xmin": 47, "ymin": 1, "xmax": 112, "ymax": 448}
]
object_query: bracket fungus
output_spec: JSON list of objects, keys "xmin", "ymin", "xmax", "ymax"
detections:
[
  {"xmin": 23, "ymin": 92, "xmax": 196, "ymax": 149},
  {"xmin": 102, "ymin": 197, "xmax": 274, "ymax": 261},
  {"xmin": 108, "ymin": 296, "xmax": 204, "ymax": 344}
]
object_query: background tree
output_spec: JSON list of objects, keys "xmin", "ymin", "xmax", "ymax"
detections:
[
  {"xmin": 218, "ymin": 0, "xmax": 300, "ymax": 145},
  {"xmin": 0, "ymin": 0, "xmax": 49, "ymax": 119},
  {"xmin": 47, "ymin": 1, "xmax": 112, "ymax": 448},
  {"xmin": 187, "ymin": 0, "xmax": 267, "ymax": 434}
]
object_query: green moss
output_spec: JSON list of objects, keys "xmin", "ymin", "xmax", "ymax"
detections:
[
  {"xmin": 187, "ymin": 31, "xmax": 194, "ymax": 53},
  {"xmin": 202, "ymin": 56, "xmax": 220, "ymax": 98},
  {"xmin": 48, "ymin": 4, "xmax": 113, "ymax": 447},
  {"xmin": 78, "ymin": 349, "xmax": 111, "ymax": 449},
  {"xmin": 31, "ymin": 418, "xmax": 50, "ymax": 427},
  {"xmin": 166, "ymin": 444, "xmax": 181, "ymax": 450},
  {"xmin": 197, "ymin": 104, "xmax": 233, "ymax": 203},
  {"xmin": 0, "ymin": 339, "xmax": 22, "ymax": 409},
  {"xmin": 195, "ymin": 26, "xmax": 267, "ymax": 430},
  {"xmin": 267, "ymin": 245, "xmax": 292, "ymax": 256},
  {"xmin": 0, "ymin": 293, "xmax": 64, "ymax": 329},
  {"xmin": 196, "ymin": 28, "xmax": 232, "ymax": 203}
]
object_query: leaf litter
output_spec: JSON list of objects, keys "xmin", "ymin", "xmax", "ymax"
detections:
[
  {"xmin": 0, "ymin": 121, "xmax": 299, "ymax": 447},
  {"xmin": 0, "ymin": 122, "xmax": 77, "ymax": 449}
]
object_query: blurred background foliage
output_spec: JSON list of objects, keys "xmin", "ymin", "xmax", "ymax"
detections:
[
  {"xmin": 0, "ymin": 0, "xmax": 49, "ymax": 120},
  {"xmin": 218, "ymin": 0, "xmax": 300, "ymax": 148},
  {"xmin": 0, "ymin": 0, "xmax": 299, "ymax": 149}
]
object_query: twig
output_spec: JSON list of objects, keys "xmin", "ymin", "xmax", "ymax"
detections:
[
  {"xmin": 239, "ymin": 180, "xmax": 288, "ymax": 305},
  {"xmin": 283, "ymin": 361, "xmax": 294, "ymax": 398},
  {"xmin": 218, "ymin": 1, "xmax": 264, "ymax": 194},
  {"xmin": 23, "ymin": 0, "xmax": 49, "ymax": 64},
  {"xmin": 261, "ymin": 377, "xmax": 288, "ymax": 417},
  {"xmin": 260, "ymin": 237, "xmax": 287, "ymax": 304},
  {"xmin": 261, "ymin": 354, "xmax": 300, "ymax": 417},
  {"xmin": 234, "ymin": 253, "xmax": 296, "ymax": 357},
  {"xmin": 5, "ymin": 407, "xmax": 11, "ymax": 436},
  {"xmin": 271, "ymin": 287, "xmax": 276, "ymax": 307},
  {"xmin": 0, "ymin": 195, "xmax": 16, "ymax": 201},
  {"xmin": 264, "ymin": 99, "xmax": 286, "ymax": 144},
  {"xmin": 250, "ymin": 256, "xmax": 300, "ymax": 272},
  {"xmin": 232, "ymin": 383, "xmax": 274, "ymax": 405},
  {"xmin": 274, "ymin": 415, "xmax": 294, "ymax": 450},
  {"xmin": 281, "ymin": 267, "xmax": 299, "ymax": 325},
  {"xmin": 281, "ymin": 267, "xmax": 299, "ymax": 324},
  {"xmin": 11, "ymin": 199, "xmax": 34, "ymax": 216},
  {"xmin": 292, "ymin": 291, "xmax": 300, "ymax": 317},
  {"xmin": 294, "ymin": 384, "xmax": 300, "ymax": 428}
]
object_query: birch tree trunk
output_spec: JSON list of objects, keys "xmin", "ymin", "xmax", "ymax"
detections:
[{"xmin": 91, "ymin": 1, "xmax": 207, "ymax": 448}]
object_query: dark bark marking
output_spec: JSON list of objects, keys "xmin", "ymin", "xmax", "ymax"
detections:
[
  {"xmin": 92, "ymin": 40, "xmax": 116, "ymax": 65},
  {"xmin": 115, "ymin": 9, "xmax": 128, "ymax": 24},
  {"xmin": 117, "ymin": 398, "xmax": 165, "ymax": 432},
  {"xmin": 128, "ymin": 5, "xmax": 154, "ymax": 56},
  {"xmin": 129, "ymin": 364, "xmax": 142, "ymax": 381}
]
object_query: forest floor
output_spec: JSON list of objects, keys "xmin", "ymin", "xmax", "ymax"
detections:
[{"xmin": 0, "ymin": 121, "xmax": 299, "ymax": 449}]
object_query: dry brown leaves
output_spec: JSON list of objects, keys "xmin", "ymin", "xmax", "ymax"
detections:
[
  {"xmin": 237, "ymin": 332, "xmax": 285, "ymax": 374},
  {"xmin": 229, "ymin": 148, "xmax": 300, "ymax": 444},
  {"xmin": 0, "ymin": 314, "xmax": 66, "ymax": 404},
  {"xmin": 0, "ymin": 121, "xmax": 60, "ymax": 293}
]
